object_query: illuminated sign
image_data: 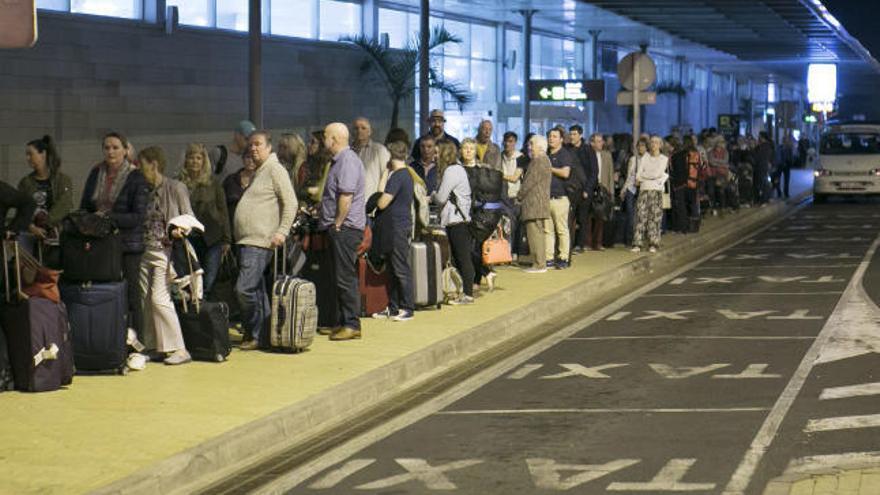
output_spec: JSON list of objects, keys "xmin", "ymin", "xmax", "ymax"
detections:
[
  {"xmin": 529, "ymin": 79, "xmax": 605, "ymax": 102},
  {"xmin": 811, "ymin": 102, "xmax": 834, "ymax": 113},
  {"xmin": 807, "ymin": 64, "xmax": 837, "ymax": 103}
]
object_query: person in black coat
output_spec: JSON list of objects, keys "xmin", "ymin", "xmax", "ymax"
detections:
[
  {"xmin": 79, "ymin": 132, "xmax": 149, "ymax": 338},
  {"xmin": 1, "ymin": 181, "xmax": 36, "ymax": 240}
]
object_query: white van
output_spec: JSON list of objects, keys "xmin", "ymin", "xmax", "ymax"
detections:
[{"xmin": 813, "ymin": 123, "xmax": 880, "ymax": 202}]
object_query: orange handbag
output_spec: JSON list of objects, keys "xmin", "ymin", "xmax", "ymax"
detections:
[{"xmin": 481, "ymin": 226, "xmax": 513, "ymax": 265}]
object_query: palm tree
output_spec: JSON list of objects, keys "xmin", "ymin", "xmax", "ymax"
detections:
[{"xmin": 341, "ymin": 26, "xmax": 474, "ymax": 129}]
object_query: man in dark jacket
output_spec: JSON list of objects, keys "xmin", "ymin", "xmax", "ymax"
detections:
[
  {"xmin": 753, "ymin": 132, "xmax": 774, "ymax": 205},
  {"xmin": 668, "ymin": 143, "xmax": 690, "ymax": 233},
  {"xmin": 566, "ymin": 125, "xmax": 596, "ymax": 253}
]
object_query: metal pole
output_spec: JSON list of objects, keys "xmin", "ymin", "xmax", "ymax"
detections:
[
  {"xmin": 676, "ymin": 56, "xmax": 685, "ymax": 128},
  {"xmin": 248, "ymin": 0, "xmax": 262, "ymax": 128},
  {"xmin": 519, "ymin": 10, "xmax": 536, "ymax": 136},
  {"xmin": 419, "ymin": 0, "xmax": 430, "ymax": 135},
  {"xmin": 633, "ymin": 55, "xmax": 640, "ymax": 150},
  {"xmin": 589, "ymin": 29, "xmax": 601, "ymax": 134}
]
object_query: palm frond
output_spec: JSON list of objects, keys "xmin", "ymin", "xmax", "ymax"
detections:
[
  {"xmin": 428, "ymin": 67, "xmax": 474, "ymax": 109},
  {"xmin": 340, "ymin": 34, "xmax": 396, "ymax": 82}
]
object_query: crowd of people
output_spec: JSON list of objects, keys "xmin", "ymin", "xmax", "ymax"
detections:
[{"xmin": 0, "ymin": 110, "xmax": 803, "ymax": 366}]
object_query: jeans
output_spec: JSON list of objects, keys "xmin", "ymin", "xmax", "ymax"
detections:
[
  {"xmin": 446, "ymin": 223, "xmax": 475, "ymax": 297},
  {"xmin": 236, "ymin": 245, "xmax": 273, "ymax": 343},
  {"xmin": 386, "ymin": 229, "xmax": 413, "ymax": 314},
  {"xmin": 329, "ymin": 227, "xmax": 363, "ymax": 330},
  {"xmin": 191, "ymin": 235, "xmax": 224, "ymax": 294}
]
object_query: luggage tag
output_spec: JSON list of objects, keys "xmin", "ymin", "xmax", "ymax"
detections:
[{"xmin": 0, "ymin": 0, "xmax": 38, "ymax": 49}]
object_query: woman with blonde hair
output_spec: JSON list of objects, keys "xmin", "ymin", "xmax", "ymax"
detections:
[
  {"xmin": 277, "ymin": 132, "xmax": 307, "ymax": 193},
  {"xmin": 460, "ymin": 138, "xmax": 503, "ymax": 291},
  {"xmin": 432, "ymin": 140, "xmax": 475, "ymax": 305},
  {"xmin": 631, "ymin": 136, "xmax": 669, "ymax": 253},
  {"xmin": 178, "ymin": 143, "xmax": 231, "ymax": 293}
]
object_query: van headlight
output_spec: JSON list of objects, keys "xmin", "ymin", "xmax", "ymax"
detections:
[
  {"xmin": 871, "ymin": 168, "xmax": 880, "ymax": 176},
  {"xmin": 814, "ymin": 168, "xmax": 832, "ymax": 177}
]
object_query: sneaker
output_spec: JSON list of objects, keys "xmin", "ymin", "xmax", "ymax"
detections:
[
  {"xmin": 555, "ymin": 260, "xmax": 570, "ymax": 270},
  {"xmin": 486, "ymin": 272, "xmax": 497, "ymax": 292},
  {"xmin": 392, "ymin": 310, "xmax": 414, "ymax": 322},
  {"xmin": 572, "ymin": 246, "xmax": 585, "ymax": 254},
  {"xmin": 523, "ymin": 267, "xmax": 547, "ymax": 274},
  {"xmin": 371, "ymin": 307, "xmax": 397, "ymax": 320},
  {"xmin": 127, "ymin": 353, "xmax": 147, "ymax": 371},
  {"xmin": 546, "ymin": 259, "xmax": 557, "ymax": 268},
  {"xmin": 164, "ymin": 349, "xmax": 192, "ymax": 365},
  {"xmin": 630, "ymin": 246, "xmax": 641, "ymax": 253},
  {"xmin": 126, "ymin": 328, "xmax": 145, "ymax": 352},
  {"xmin": 649, "ymin": 246, "xmax": 658, "ymax": 253},
  {"xmin": 448, "ymin": 295, "xmax": 475, "ymax": 305}
]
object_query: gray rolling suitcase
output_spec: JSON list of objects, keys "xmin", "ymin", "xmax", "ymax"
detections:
[
  {"xmin": 410, "ymin": 241, "xmax": 442, "ymax": 309},
  {"xmin": 270, "ymin": 246, "xmax": 318, "ymax": 352}
]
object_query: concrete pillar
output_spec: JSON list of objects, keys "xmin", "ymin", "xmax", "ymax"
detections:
[
  {"xmin": 248, "ymin": 0, "xmax": 262, "ymax": 128},
  {"xmin": 589, "ymin": 29, "xmax": 601, "ymax": 135},
  {"xmin": 705, "ymin": 68, "xmax": 712, "ymax": 130},
  {"xmin": 362, "ymin": 0, "xmax": 378, "ymax": 39},
  {"xmin": 519, "ymin": 10, "xmax": 536, "ymax": 136},
  {"xmin": 418, "ymin": 0, "xmax": 430, "ymax": 135},
  {"xmin": 676, "ymin": 56, "xmax": 685, "ymax": 128}
]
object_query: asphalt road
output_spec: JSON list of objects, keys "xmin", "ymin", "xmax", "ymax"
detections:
[{"xmin": 273, "ymin": 201, "xmax": 880, "ymax": 495}]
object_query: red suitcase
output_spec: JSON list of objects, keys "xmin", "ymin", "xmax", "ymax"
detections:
[{"xmin": 358, "ymin": 257, "xmax": 389, "ymax": 317}]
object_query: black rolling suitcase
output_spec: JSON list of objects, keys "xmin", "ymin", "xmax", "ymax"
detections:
[
  {"xmin": 0, "ymin": 326, "xmax": 13, "ymax": 392},
  {"xmin": 178, "ymin": 298, "xmax": 231, "ymax": 362},
  {"xmin": 1, "ymin": 241, "xmax": 74, "ymax": 392},
  {"xmin": 60, "ymin": 281, "xmax": 128, "ymax": 374}
]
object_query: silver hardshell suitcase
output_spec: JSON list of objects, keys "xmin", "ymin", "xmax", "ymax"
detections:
[{"xmin": 410, "ymin": 241, "xmax": 442, "ymax": 309}]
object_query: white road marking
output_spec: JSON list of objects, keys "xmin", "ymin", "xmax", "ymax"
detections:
[
  {"xmin": 645, "ymin": 292, "xmax": 842, "ymax": 297},
  {"xmin": 712, "ymin": 364, "xmax": 782, "ymax": 379},
  {"xmin": 437, "ymin": 407, "xmax": 770, "ymax": 415},
  {"xmin": 805, "ymin": 414, "xmax": 880, "ymax": 433},
  {"xmin": 527, "ymin": 458, "xmax": 640, "ymax": 490},
  {"xmin": 607, "ymin": 458, "xmax": 716, "ymax": 491},
  {"xmin": 354, "ymin": 458, "xmax": 483, "ymax": 490},
  {"xmin": 634, "ymin": 310, "xmax": 695, "ymax": 320},
  {"xmin": 694, "ymin": 276, "xmax": 742, "ymax": 284},
  {"xmin": 506, "ymin": 364, "xmax": 543, "ymax": 380},
  {"xmin": 722, "ymin": 232, "xmax": 880, "ymax": 495},
  {"xmin": 802, "ymin": 275, "xmax": 847, "ymax": 283},
  {"xmin": 669, "ymin": 278, "xmax": 687, "ymax": 285},
  {"xmin": 717, "ymin": 310, "xmax": 778, "ymax": 320},
  {"xmin": 819, "ymin": 382, "xmax": 880, "ymax": 400},
  {"xmin": 767, "ymin": 309, "xmax": 825, "ymax": 320},
  {"xmin": 757, "ymin": 276, "xmax": 806, "ymax": 283},
  {"xmin": 566, "ymin": 336, "xmax": 815, "ymax": 341},
  {"xmin": 308, "ymin": 459, "xmax": 375, "ymax": 489},
  {"xmin": 540, "ymin": 363, "xmax": 629, "ymax": 380},
  {"xmin": 783, "ymin": 451, "xmax": 880, "ymax": 475},
  {"xmin": 649, "ymin": 363, "xmax": 730, "ymax": 379},
  {"xmin": 692, "ymin": 264, "xmax": 859, "ymax": 270},
  {"xmin": 786, "ymin": 253, "xmax": 828, "ymax": 259},
  {"xmin": 607, "ymin": 311, "xmax": 631, "ymax": 321}
]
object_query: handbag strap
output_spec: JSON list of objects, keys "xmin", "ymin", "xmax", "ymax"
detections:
[{"xmin": 183, "ymin": 239, "xmax": 200, "ymax": 314}]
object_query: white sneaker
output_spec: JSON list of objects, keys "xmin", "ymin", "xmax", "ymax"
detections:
[
  {"xmin": 448, "ymin": 295, "xmax": 475, "ymax": 305},
  {"xmin": 630, "ymin": 246, "xmax": 641, "ymax": 253},
  {"xmin": 649, "ymin": 247, "xmax": 658, "ymax": 253},
  {"xmin": 523, "ymin": 267, "xmax": 547, "ymax": 274},
  {"xmin": 164, "ymin": 349, "xmax": 192, "ymax": 365},
  {"xmin": 392, "ymin": 310, "xmax": 414, "ymax": 322},
  {"xmin": 127, "ymin": 353, "xmax": 147, "ymax": 371},
  {"xmin": 371, "ymin": 307, "xmax": 397, "ymax": 319}
]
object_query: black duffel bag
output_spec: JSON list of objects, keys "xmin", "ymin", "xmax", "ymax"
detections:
[
  {"xmin": 590, "ymin": 185, "xmax": 613, "ymax": 222},
  {"xmin": 60, "ymin": 211, "xmax": 123, "ymax": 283}
]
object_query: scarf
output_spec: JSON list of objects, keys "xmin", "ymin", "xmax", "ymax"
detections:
[{"xmin": 93, "ymin": 160, "xmax": 133, "ymax": 212}]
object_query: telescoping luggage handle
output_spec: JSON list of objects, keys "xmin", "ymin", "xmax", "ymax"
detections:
[
  {"xmin": 181, "ymin": 237, "xmax": 201, "ymax": 315},
  {"xmin": 274, "ymin": 241, "xmax": 288, "ymax": 279},
  {"xmin": 2, "ymin": 240, "xmax": 28, "ymax": 304}
]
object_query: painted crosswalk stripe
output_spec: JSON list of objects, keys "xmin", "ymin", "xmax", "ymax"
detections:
[
  {"xmin": 819, "ymin": 382, "xmax": 880, "ymax": 400},
  {"xmin": 437, "ymin": 407, "xmax": 770, "ymax": 415},
  {"xmin": 804, "ymin": 414, "xmax": 880, "ymax": 432}
]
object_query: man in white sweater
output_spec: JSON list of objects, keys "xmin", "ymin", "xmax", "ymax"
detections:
[{"xmin": 234, "ymin": 130, "xmax": 298, "ymax": 350}]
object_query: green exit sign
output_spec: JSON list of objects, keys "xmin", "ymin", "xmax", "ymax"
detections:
[{"xmin": 528, "ymin": 79, "xmax": 605, "ymax": 102}]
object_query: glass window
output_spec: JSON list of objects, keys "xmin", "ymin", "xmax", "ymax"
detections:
[
  {"xmin": 531, "ymin": 34, "xmax": 541, "ymax": 68},
  {"xmin": 471, "ymin": 59, "xmax": 496, "ymax": 103},
  {"xmin": 272, "ymin": 0, "xmax": 315, "ymax": 38},
  {"xmin": 505, "ymin": 29, "xmax": 522, "ymax": 103},
  {"xmin": 216, "ymin": 0, "xmax": 247, "ymax": 31},
  {"xmin": 166, "ymin": 0, "xmax": 211, "ymax": 27},
  {"xmin": 443, "ymin": 56, "xmax": 469, "ymax": 83},
  {"xmin": 471, "ymin": 24, "xmax": 495, "ymax": 60},
  {"xmin": 541, "ymin": 36, "xmax": 563, "ymax": 69},
  {"xmin": 379, "ymin": 7, "xmax": 407, "ymax": 48},
  {"xmin": 71, "ymin": 0, "xmax": 141, "ymax": 18},
  {"xmin": 37, "ymin": 0, "xmax": 67, "ymax": 11},
  {"xmin": 320, "ymin": 0, "xmax": 361, "ymax": 41},
  {"xmin": 443, "ymin": 19, "xmax": 469, "ymax": 58}
]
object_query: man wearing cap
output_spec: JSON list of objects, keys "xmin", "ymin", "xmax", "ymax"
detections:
[
  {"xmin": 352, "ymin": 117, "xmax": 391, "ymax": 196},
  {"xmin": 209, "ymin": 120, "xmax": 255, "ymax": 179},
  {"xmin": 411, "ymin": 109, "xmax": 461, "ymax": 162}
]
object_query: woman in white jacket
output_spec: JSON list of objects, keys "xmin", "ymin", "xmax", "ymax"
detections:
[{"xmin": 631, "ymin": 136, "xmax": 669, "ymax": 253}]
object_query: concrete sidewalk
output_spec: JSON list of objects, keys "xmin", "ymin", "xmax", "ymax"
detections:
[{"xmin": 0, "ymin": 178, "xmax": 811, "ymax": 495}]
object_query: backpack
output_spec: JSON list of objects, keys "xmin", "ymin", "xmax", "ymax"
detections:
[
  {"xmin": 441, "ymin": 264, "xmax": 463, "ymax": 303},
  {"xmin": 465, "ymin": 166, "xmax": 504, "ymax": 204},
  {"xmin": 565, "ymin": 162, "xmax": 586, "ymax": 202}
]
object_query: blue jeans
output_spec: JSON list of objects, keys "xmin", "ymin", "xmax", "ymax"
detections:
[
  {"xmin": 235, "ymin": 245, "xmax": 273, "ymax": 344},
  {"xmin": 202, "ymin": 244, "xmax": 223, "ymax": 294},
  {"xmin": 386, "ymin": 229, "xmax": 414, "ymax": 314}
]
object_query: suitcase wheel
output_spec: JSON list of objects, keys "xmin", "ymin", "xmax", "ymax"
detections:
[
  {"xmin": 436, "ymin": 303, "xmax": 442, "ymax": 310},
  {"xmin": 118, "ymin": 366, "xmax": 129, "ymax": 376},
  {"xmin": 214, "ymin": 354, "xmax": 226, "ymax": 363}
]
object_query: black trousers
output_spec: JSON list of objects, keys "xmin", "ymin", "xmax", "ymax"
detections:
[
  {"xmin": 329, "ymin": 227, "xmax": 363, "ymax": 330},
  {"xmin": 386, "ymin": 230, "xmax": 414, "ymax": 313},
  {"xmin": 123, "ymin": 252, "xmax": 144, "ymax": 339},
  {"xmin": 573, "ymin": 197, "xmax": 591, "ymax": 249},
  {"xmin": 671, "ymin": 186, "xmax": 689, "ymax": 233},
  {"xmin": 446, "ymin": 223, "xmax": 475, "ymax": 297}
]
